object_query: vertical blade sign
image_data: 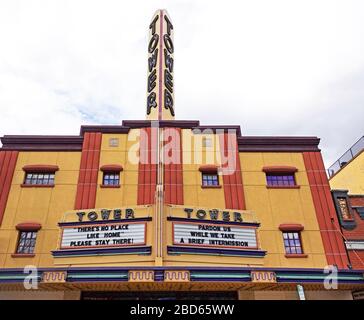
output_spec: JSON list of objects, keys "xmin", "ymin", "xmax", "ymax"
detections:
[{"xmin": 146, "ymin": 9, "xmax": 175, "ymax": 120}]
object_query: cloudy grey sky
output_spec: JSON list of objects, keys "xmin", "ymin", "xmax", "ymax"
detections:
[{"xmin": 0, "ymin": 0, "xmax": 363, "ymax": 168}]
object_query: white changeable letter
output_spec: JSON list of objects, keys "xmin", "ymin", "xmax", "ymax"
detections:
[
  {"xmin": 324, "ymin": 265, "xmax": 338, "ymax": 290},
  {"xmin": 23, "ymin": 265, "xmax": 38, "ymax": 290}
]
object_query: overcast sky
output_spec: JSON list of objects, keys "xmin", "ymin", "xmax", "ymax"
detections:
[{"xmin": 0, "ymin": 0, "xmax": 363, "ymax": 168}]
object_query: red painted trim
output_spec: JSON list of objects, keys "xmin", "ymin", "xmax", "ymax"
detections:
[
  {"xmin": 11, "ymin": 254, "xmax": 35, "ymax": 258},
  {"xmin": 219, "ymin": 133, "xmax": 246, "ymax": 210},
  {"xmin": 16, "ymin": 222, "xmax": 42, "ymax": 231},
  {"xmin": 137, "ymin": 128, "xmax": 157, "ymax": 205},
  {"xmin": 100, "ymin": 164, "xmax": 123, "ymax": 172},
  {"xmin": 285, "ymin": 254, "xmax": 308, "ymax": 258},
  {"xmin": 303, "ymin": 151, "xmax": 349, "ymax": 269},
  {"xmin": 199, "ymin": 165, "xmax": 219, "ymax": 173},
  {"xmin": 262, "ymin": 166, "xmax": 298, "ymax": 173},
  {"xmin": 164, "ymin": 128, "xmax": 183, "ymax": 205},
  {"xmin": 21, "ymin": 184, "xmax": 54, "ymax": 188},
  {"xmin": 0, "ymin": 151, "xmax": 18, "ymax": 225},
  {"xmin": 266, "ymin": 185, "xmax": 300, "ymax": 189},
  {"xmin": 22, "ymin": 164, "xmax": 59, "ymax": 172},
  {"xmin": 74, "ymin": 132, "xmax": 102, "ymax": 209},
  {"xmin": 279, "ymin": 224, "xmax": 304, "ymax": 231},
  {"xmin": 100, "ymin": 185, "xmax": 120, "ymax": 188}
]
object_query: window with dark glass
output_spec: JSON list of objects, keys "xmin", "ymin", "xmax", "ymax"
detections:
[
  {"xmin": 282, "ymin": 232, "xmax": 303, "ymax": 254},
  {"xmin": 24, "ymin": 172, "xmax": 55, "ymax": 185},
  {"xmin": 266, "ymin": 173, "xmax": 296, "ymax": 186},
  {"xmin": 102, "ymin": 172, "xmax": 120, "ymax": 186},
  {"xmin": 202, "ymin": 173, "xmax": 219, "ymax": 186},
  {"xmin": 16, "ymin": 231, "xmax": 37, "ymax": 254}
]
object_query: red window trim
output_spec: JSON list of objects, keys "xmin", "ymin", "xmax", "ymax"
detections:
[
  {"xmin": 262, "ymin": 166, "xmax": 298, "ymax": 173},
  {"xmin": 285, "ymin": 254, "xmax": 308, "ymax": 258},
  {"xmin": 11, "ymin": 253, "xmax": 35, "ymax": 258},
  {"xmin": 21, "ymin": 184, "xmax": 55, "ymax": 188},
  {"xmin": 201, "ymin": 185, "xmax": 222, "ymax": 189},
  {"xmin": 267, "ymin": 185, "xmax": 300, "ymax": 189},
  {"xmin": 199, "ymin": 165, "xmax": 219, "ymax": 173},
  {"xmin": 100, "ymin": 185, "xmax": 121, "ymax": 188},
  {"xmin": 279, "ymin": 223, "xmax": 304, "ymax": 232},
  {"xmin": 22, "ymin": 165, "xmax": 59, "ymax": 173},
  {"xmin": 16, "ymin": 222, "xmax": 42, "ymax": 232},
  {"xmin": 100, "ymin": 164, "xmax": 123, "ymax": 172}
]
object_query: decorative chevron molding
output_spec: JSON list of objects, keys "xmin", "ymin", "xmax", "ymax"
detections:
[
  {"xmin": 128, "ymin": 270, "xmax": 154, "ymax": 282},
  {"xmin": 42, "ymin": 271, "xmax": 67, "ymax": 283},
  {"xmin": 251, "ymin": 271, "xmax": 276, "ymax": 283},
  {"xmin": 164, "ymin": 270, "xmax": 190, "ymax": 282}
]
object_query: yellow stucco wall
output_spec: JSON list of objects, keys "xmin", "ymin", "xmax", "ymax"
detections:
[
  {"xmin": 240, "ymin": 152, "xmax": 328, "ymax": 269},
  {"xmin": 329, "ymin": 151, "xmax": 364, "ymax": 194},
  {"xmin": 0, "ymin": 131, "xmax": 157, "ymax": 269},
  {"xmin": 95, "ymin": 132, "xmax": 139, "ymax": 208},
  {"xmin": 0, "ymin": 151, "xmax": 81, "ymax": 268},
  {"xmin": 182, "ymin": 130, "xmax": 225, "ymax": 209},
  {"xmin": 0, "ymin": 131, "xmax": 328, "ymax": 270}
]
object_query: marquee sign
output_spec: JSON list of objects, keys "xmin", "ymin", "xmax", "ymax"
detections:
[
  {"xmin": 172, "ymin": 221, "xmax": 258, "ymax": 250},
  {"xmin": 60, "ymin": 221, "xmax": 146, "ymax": 249},
  {"xmin": 52, "ymin": 206, "xmax": 153, "ymax": 257},
  {"xmin": 146, "ymin": 9, "xmax": 175, "ymax": 120}
]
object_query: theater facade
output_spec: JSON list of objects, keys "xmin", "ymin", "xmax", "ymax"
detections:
[{"xmin": 0, "ymin": 10, "xmax": 364, "ymax": 300}]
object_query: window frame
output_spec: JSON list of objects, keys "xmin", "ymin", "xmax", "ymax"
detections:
[
  {"xmin": 265, "ymin": 172, "xmax": 297, "ymax": 187},
  {"xmin": 262, "ymin": 166, "xmax": 300, "ymax": 189},
  {"xmin": 15, "ymin": 230, "xmax": 38, "ymax": 255},
  {"xmin": 12, "ymin": 223, "xmax": 41, "ymax": 258},
  {"xmin": 102, "ymin": 171, "xmax": 121, "ymax": 187},
  {"xmin": 23, "ymin": 171, "xmax": 56, "ymax": 186},
  {"xmin": 281, "ymin": 230, "xmax": 307, "ymax": 258},
  {"xmin": 201, "ymin": 172, "xmax": 220, "ymax": 187}
]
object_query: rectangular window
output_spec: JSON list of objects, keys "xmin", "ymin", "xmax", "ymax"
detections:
[
  {"xmin": 202, "ymin": 173, "xmax": 219, "ymax": 186},
  {"xmin": 24, "ymin": 172, "xmax": 55, "ymax": 185},
  {"xmin": 282, "ymin": 232, "xmax": 303, "ymax": 254},
  {"xmin": 266, "ymin": 173, "xmax": 296, "ymax": 186},
  {"xmin": 16, "ymin": 231, "xmax": 37, "ymax": 254},
  {"xmin": 103, "ymin": 172, "xmax": 120, "ymax": 186}
]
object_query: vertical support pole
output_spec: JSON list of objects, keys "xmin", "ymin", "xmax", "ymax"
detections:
[{"xmin": 154, "ymin": 122, "xmax": 164, "ymax": 265}]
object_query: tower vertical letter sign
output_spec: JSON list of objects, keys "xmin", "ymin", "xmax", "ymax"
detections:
[{"xmin": 146, "ymin": 9, "xmax": 175, "ymax": 120}]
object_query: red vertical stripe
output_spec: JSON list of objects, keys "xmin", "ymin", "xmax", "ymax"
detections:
[
  {"xmin": 0, "ymin": 151, "xmax": 18, "ymax": 225},
  {"xmin": 88, "ymin": 133, "xmax": 102, "ymax": 208},
  {"xmin": 145, "ymin": 128, "xmax": 152, "ymax": 204},
  {"xmin": 176, "ymin": 127, "xmax": 184, "ymax": 205},
  {"xmin": 137, "ymin": 129, "xmax": 147, "ymax": 205},
  {"xmin": 315, "ymin": 152, "xmax": 348, "ymax": 267},
  {"xmin": 137, "ymin": 127, "xmax": 157, "ymax": 205},
  {"xmin": 163, "ymin": 127, "xmax": 183, "ymax": 205},
  {"xmin": 303, "ymin": 151, "xmax": 349, "ymax": 269},
  {"xmin": 74, "ymin": 132, "xmax": 102, "ymax": 210},
  {"xmin": 219, "ymin": 133, "xmax": 246, "ymax": 210},
  {"xmin": 164, "ymin": 129, "xmax": 171, "ymax": 203}
]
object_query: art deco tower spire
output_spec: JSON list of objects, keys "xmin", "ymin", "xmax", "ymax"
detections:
[{"xmin": 146, "ymin": 9, "xmax": 175, "ymax": 120}]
